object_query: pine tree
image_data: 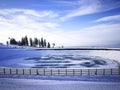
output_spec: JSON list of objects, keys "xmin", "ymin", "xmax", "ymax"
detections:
[
  {"xmin": 29, "ymin": 38, "xmax": 33, "ymax": 47},
  {"xmin": 34, "ymin": 38, "xmax": 39, "ymax": 47},
  {"xmin": 10, "ymin": 38, "xmax": 18, "ymax": 45},
  {"xmin": 41, "ymin": 37, "xmax": 44, "ymax": 47},
  {"xmin": 47, "ymin": 42, "xmax": 51, "ymax": 48},
  {"xmin": 43, "ymin": 39, "xmax": 46, "ymax": 47},
  {"xmin": 38, "ymin": 39, "xmax": 41, "ymax": 47},
  {"xmin": 25, "ymin": 36, "xmax": 29, "ymax": 46},
  {"xmin": 21, "ymin": 37, "xmax": 26, "ymax": 46}
]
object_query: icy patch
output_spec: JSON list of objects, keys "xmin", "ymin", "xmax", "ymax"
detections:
[
  {"xmin": 0, "ymin": 48, "xmax": 119, "ymax": 69},
  {"xmin": 25, "ymin": 55, "xmax": 119, "ymax": 69},
  {"xmin": 89, "ymin": 50, "xmax": 120, "ymax": 63}
]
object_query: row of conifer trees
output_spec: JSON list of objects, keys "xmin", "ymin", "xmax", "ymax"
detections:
[{"xmin": 7, "ymin": 36, "xmax": 55, "ymax": 48}]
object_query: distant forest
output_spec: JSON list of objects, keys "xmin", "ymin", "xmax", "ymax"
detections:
[{"xmin": 7, "ymin": 36, "xmax": 55, "ymax": 48}]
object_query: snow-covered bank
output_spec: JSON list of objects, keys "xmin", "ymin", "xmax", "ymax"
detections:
[
  {"xmin": 0, "ymin": 75, "xmax": 120, "ymax": 90},
  {"xmin": 1, "ymin": 44, "xmax": 120, "ymax": 51},
  {"xmin": 0, "ymin": 75, "xmax": 120, "ymax": 82}
]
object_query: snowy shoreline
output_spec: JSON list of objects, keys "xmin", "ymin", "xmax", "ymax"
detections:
[{"xmin": 1, "ymin": 44, "xmax": 120, "ymax": 51}]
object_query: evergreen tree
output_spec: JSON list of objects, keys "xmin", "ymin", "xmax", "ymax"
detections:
[
  {"xmin": 38, "ymin": 39, "xmax": 41, "ymax": 47},
  {"xmin": 47, "ymin": 42, "xmax": 51, "ymax": 48},
  {"xmin": 43, "ymin": 39, "xmax": 46, "ymax": 47},
  {"xmin": 34, "ymin": 38, "xmax": 39, "ymax": 47},
  {"xmin": 29, "ymin": 38, "xmax": 33, "ymax": 47},
  {"xmin": 41, "ymin": 37, "xmax": 44, "ymax": 47},
  {"xmin": 24, "ymin": 36, "xmax": 29, "ymax": 46},
  {"xmin": 10, "ymin": 38, "xmax": 17, "ymax": 45},
  {"xmin": 21, "ymin": 37, "xmax": 26, "ymax": 46}
]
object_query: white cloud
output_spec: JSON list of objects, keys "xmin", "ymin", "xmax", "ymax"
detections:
[
  {"xmin": 61, "ymin": 0, "xmax": 120, "ymax": 21},
  {"xmin": 95, "ymin": 14, "xmax": 120, "ymax": 22},
  {"xmin": 0, "ymin": 8, "xmax": 59, "ymax": 29},
  {"xmin": 61, "ymin": 0, "xmax": 100, "ymax": 21},
  {"xmin": 61, "ymin": 5, "xmax": 98, "ymax": 21},
  {"xmin": 0, "ymin": 9, "xmax": 59, "ymax": 18}
]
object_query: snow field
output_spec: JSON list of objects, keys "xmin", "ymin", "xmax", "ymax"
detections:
[{"xmin": 0, "ymin": 78, "xmax": 120, "ymax": 90}]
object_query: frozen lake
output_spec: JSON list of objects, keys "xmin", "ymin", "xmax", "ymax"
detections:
[
  {"xmin": 0, "ymin": 46, "xmax": 119, "ymax": 69},
  {"xmin": 0, "ymin": 46, "xmax": 120, "ymax": 90}
]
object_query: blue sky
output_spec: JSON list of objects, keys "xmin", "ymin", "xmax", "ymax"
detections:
[{"xmin": 0, "ymin": 0, "xmax": 120, "ymax": 47}]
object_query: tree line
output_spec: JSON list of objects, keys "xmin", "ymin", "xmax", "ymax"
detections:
[{"xmin": 7, "ymin": 36, "xmax": 55, "ymax": 48}]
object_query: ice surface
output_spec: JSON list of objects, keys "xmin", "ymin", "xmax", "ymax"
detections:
[
  {"xmin": 0, "ymin": 45, "xmax": 119, "ymax": 69},
  {"xmin": 89, "ymin": 50, "xmax": 120, "ymax": 63}
]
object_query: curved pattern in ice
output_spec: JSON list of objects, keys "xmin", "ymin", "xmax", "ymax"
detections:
[{"xmin": 24, "ymin": 55, "xmax": 117, "ymax": 68}]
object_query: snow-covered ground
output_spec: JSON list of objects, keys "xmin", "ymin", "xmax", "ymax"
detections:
[
  {"xmin": 0, "ymin": 45, "xmax": 120, "ymax": 90},
  {"xmin": 0, "ymin": 75, "xmax": 120, "ymax": 90},
  {"xmin": 0, "ymin": 78, "xmax": 120, "ymax": 90}
]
